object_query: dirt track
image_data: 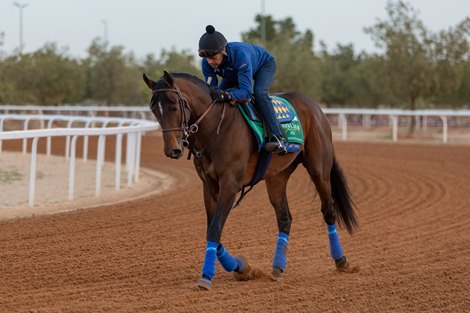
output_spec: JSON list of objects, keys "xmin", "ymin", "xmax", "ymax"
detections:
[{"xmin": 0, "ymin": 135, "xmax": 469, "ymax": 312}]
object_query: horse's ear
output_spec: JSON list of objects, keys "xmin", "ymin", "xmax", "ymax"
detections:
[
  {"xmin": 143, "ymin": 73, "xmax": 156, "ymax": 89},
  {"xmin": 163, "ymin": 71, "xmax": 174, "ymax": 87}
]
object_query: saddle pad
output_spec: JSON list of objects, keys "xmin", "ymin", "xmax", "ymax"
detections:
[{"xmin": 238, "ymin": 95, "xmax": 304, "ymax": 151}]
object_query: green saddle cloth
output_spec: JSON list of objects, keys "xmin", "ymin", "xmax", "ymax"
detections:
[{"xmin": 237, "ymin": 95, "xmax": 304, "ymax": 151}]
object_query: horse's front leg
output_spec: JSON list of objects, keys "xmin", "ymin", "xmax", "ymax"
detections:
[{"xmin": 197, "ymin": 176, "xmax": 245, "ymax": 290}]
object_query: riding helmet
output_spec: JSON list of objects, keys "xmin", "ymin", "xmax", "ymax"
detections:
[{"xmin": 198, "ymin": 25, "xmax": 227, "ymax": 54}]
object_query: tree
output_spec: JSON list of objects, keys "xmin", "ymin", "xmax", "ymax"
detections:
[
  {"xmin": 349, "ymin": 53, "xmax": 394, "ymax": 107},
  {"xmin": 139, "ymin": 49, "xmax": 200, "ymax": 104},
  {"xmin": 85, "ymin": 39, "xmax": 143, "ymax": 105},
  {"xmin": 365, "ymin": 1, "xmax": 433, "ymax": 110},
  {"xmin": 458, "ymin": 61, "xmax": 470, "ymax": 106},
  {"xmin": 429, "ymin": 18, "xmax": 470, "ymax": 107},
  {"xmin": 365, "ymin": 1, "xmax": 436, "ymax": 132},
  {"xmin": 242, "ymin": 16, "xmax": 321, "ymax": 100},
  {"xmin": 0, "ymin": 43, "xmax": 84, "ymax": 105},
  {"xmin": 318, "ymin": 43, "xmax": 358, "ymax": 106}
]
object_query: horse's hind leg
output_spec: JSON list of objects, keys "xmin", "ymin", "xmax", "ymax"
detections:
[
  {"xmin": 265, "ymin": 161, "xmax": 299, "ymax": 280},
  {"xmin": 302, "ymin": 148, "xmax": 359, "ymax": 273}
]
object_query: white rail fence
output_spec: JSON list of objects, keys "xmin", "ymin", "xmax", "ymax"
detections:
[
  {"xmin": 2, "ymin": 105, "xmax": 470, "ymax": 144},
  {"xmin": 323, "ymin": 108, "xmax": 470, "ymax": 143},
  {"xmin": 0, "ymin": 105, "xmax": 150, "ymax": 119},
  {"xmin": 0, "ymin": 113, "xmax": 159, "ymax": 207},
  {"xmin": 1, "ymin": 105, "xmax": 469, "ymax": 207}
]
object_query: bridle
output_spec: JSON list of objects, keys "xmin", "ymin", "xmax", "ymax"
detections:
[{"xmin": 150, "ymin": 84, "xmax": 221, "ymax": 148}]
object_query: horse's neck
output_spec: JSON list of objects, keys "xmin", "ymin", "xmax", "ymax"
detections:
[
  {"xmin": 188, "ymin": 101, "xmax": 241, "ymax": 153},
  {"xmin": 176, "ymin": 79, "xmax": 243, "ymax": 152}
]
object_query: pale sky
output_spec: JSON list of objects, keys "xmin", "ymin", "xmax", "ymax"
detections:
[{"xmin": 1, "ymin": 0, "xmax": 469, "ymax": 59}]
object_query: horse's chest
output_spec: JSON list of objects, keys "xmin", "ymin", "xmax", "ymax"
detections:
[
  {"xmin": 198, "ymin": 158, "xmax": 218, "ymax": 180},
  {"xmin": 204, "ymin": 163, "xmax": 217, "ymax": 179}
]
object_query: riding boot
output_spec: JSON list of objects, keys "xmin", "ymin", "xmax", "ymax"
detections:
[
  {"xmin": 254, "ymin": 98, "xmax": 287, "ymax": 155},
  {"xmin": 265, "ymin": 135, "xmax": 287, "ymax": 155}
]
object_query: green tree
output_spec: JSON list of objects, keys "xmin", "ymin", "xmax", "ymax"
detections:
[
  {"xmin": 0, "ymin": 43, "xmax": 84, "ymax": 105},
  {"xmin": 85, "ymin": 39, "xmax": 143, "ymax": 105},
  {"xmin": 365, "ymin": 0, "xmax": 436, "ymax": 132},
  {"xmin": 243, "ymin": 14, "xmax": 277, "ymax": 42},
  {"xmin": 349, "ymin": 53, "xmax": 394, "ymax": 107},
  {"xmin": 242, "ymin": 16, "xmax": 321, "ymax": 100},
  {"xmin": 318, "ymin": 43, "xmax": 359, "ymax": 106},
  {"xmin": 429, "ymin": 18, "xmax": 470, "ymax": 107},
  {"xmin": 139, "ymin": 48, "xmax": 200, "ymax": 104},
  {"xmin": 160, "ymin": 48, "xmax": 201, "ymax": 76},
  {"xmin": 458, "ymin": 61, "xmax": 470, "ymax": 104},
  {"xmin": 365, "ymin": 1, "xmax": 432, "ymax": 112}
]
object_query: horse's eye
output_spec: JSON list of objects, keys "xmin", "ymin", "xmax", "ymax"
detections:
[{"xmin": 170, "ymin": 105, "xmax": 178, "ymax": 112}]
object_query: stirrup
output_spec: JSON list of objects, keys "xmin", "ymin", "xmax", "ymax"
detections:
[{"xmin": 265, "ymin": 136, "xmax": 287, "ymax": 155}]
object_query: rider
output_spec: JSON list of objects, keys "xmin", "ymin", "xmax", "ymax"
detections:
[{"xmin": 198, "ymin": 25, "xmax": 287, "ymax": 155}]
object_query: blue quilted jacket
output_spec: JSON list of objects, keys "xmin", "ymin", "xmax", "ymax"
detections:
[{"xmin": 201, "ymin": 42, "xmax": 273, "ymax": 100}]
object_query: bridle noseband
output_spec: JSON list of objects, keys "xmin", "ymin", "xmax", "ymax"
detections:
[{"xmin": 150, "ymin": 84, "xmax": 220, "ymax": 148}]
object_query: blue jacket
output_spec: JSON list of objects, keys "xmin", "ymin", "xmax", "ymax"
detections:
[{"xmin": 201, "ymin": 42, "xmax": 273, "ymax": 100}]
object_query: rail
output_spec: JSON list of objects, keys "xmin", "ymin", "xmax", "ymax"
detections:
[
  {"xmin": 323, "ymin": 108, "xmax": 470, "ymax": 143},
  {"xmin": 0, "ymin": 114, "xmax": 159, "ymax": 207},
  {"xmin": 1, "ymin": 105, "xmax": 470, "ymax": 143}
]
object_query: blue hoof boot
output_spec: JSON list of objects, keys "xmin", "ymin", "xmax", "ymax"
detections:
[{"xmin": 197, "ymin": 277, "xmax": 212, "ymax": 290}]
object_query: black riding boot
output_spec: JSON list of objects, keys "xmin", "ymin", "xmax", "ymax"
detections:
[
  {"xmin": 253, "ymin": 99, "xmax": 287, "ymax": 155},
  {"xmin": 265, "ymin": 136, "xmax": 287, "ymax": 155}
]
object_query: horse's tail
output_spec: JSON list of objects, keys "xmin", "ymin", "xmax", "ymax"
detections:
[{"xmin": 330, "ymin": 157, "xmax": 358, "ymax": 234}]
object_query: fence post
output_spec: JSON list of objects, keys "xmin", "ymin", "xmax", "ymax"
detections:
[
  {"xmin": 134, "ymin": 132, "xmax": 142, "ymax": 183},
  {"xmin": 95, "ymin": 135, "xmax": 105, "ymax": 196},
  {"xmin": 390, "ymin": 115, "xmax": 398, "ymax": 142},
  {"xmin": 339, "ymin": 113, "xmax": 348, "ymax": 141},
  {"xmin": 441, "ymin": 116, "xmax": 448, "ymax": 144},
  {"xmin": 68, "ymin": 135, "xmax": 79, "ymax": 200},
  {"xmin": 29, "ymin": 137, "xmax": 40, "ymax": 207},
  {"xmin": 115, "ymin": 133, "xmax": 123, "ymax": 191}
]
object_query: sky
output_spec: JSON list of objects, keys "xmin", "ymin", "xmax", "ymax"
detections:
[{"xmin": 1, "ymin": 0, "xmax": 469, "ymax": 60}]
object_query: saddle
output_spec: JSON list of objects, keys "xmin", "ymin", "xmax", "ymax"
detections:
[
  {"xmin": 238, "ymin": 95, "xmax": 304, "ymax": 153},
  {"xmin": 233, "ymin": 95, "xmax": 305, "ymax": 206}
]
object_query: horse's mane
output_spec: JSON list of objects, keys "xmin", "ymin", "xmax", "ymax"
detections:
[{"xmin": 157, "ymin": 72, "xmax": 210, "ymax": 92}]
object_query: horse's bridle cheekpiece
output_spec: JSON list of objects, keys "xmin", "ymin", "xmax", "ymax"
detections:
[{"xmin": 150, "ymin": 84, "xmax": 220, "ymax": 148}]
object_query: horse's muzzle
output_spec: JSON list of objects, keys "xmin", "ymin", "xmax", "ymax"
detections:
[{"xmin": 167, "ymin": 148, "xmax": 183, "ymax": 159}]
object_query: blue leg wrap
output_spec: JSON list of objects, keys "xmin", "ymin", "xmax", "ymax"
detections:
[
  {"xmin": 216, "ymin": 244, "xmax": 238, "ymax": 272},
  {"xmin": 272, "ymin": 232, "xmax": 289, "ymax": 271},
  {"xmin": 201, "ymin": 241, "xmax": 218, "ymax": 279},
  {"xmin": 327, "ymin": 224, "xmax": 343, "ymax": 261}
]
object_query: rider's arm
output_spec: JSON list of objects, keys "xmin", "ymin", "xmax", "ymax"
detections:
[
  {"xmin": 228, "ymin": 51, "xmax": 252, "ymax": 101},
  {"xmin": 202, "ymin": 58, "xmax": 219, "ymax": 87}
]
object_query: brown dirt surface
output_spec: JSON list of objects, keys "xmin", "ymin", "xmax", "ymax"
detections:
[{"xmin": 0, "ymin": 134, "xmax": 469, "ymax": 312}]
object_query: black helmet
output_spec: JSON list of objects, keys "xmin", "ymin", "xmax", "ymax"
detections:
[{"xmin": 198, "ymin": 25, "xmax": 227, "ymax": 58}]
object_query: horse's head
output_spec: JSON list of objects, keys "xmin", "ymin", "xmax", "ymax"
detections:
[{"xmin": 143, "ymin": 71, "xmax": 190, "ymax": 159}]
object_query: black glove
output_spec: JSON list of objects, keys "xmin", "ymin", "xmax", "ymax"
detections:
[{"xmin": 211, "ymin": 88, "xmax": 232, "ymax": 103}]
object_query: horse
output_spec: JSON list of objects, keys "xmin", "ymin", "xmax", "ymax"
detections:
[{"xmin": 143, "ymin": 71, "xmax": 358, "ymax": 290}]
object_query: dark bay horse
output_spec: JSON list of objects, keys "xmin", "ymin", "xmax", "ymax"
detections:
[{"xmin": 143, "ymin": 71, "xmax": 358, "ymax": 290}]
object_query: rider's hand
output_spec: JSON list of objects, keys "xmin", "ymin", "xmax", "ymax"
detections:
[
  {"xmin": 211, "ymin": 88, "xmax": 232, "ymax": 103},
  {"xmin": 230, "ymin": 98, "xmax": 250, "ymax": 107}
]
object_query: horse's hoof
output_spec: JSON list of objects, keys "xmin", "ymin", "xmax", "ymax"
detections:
[
  {"xmin": 271, "ymin": 267, "xmax": 284, "ymax": 281},
  {"xmin": 233, "ymin": 256, "xmax": 252, "ymax": 281},
  {"xmin": 335, "ymin": 256, "xmax": 360, "ymax": 273},
  {"xmin": 197, "ymin": 277, "xmax": 212, "ymax": 290}
]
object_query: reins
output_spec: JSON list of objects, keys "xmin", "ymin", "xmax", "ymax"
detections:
[
  {"xmin": 151, "ymin": 85, "xmax": 225, "ymax": 150},
  {"xmin": 151, "ymin": 82, "xmax": 250, "ymax": 209}
]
